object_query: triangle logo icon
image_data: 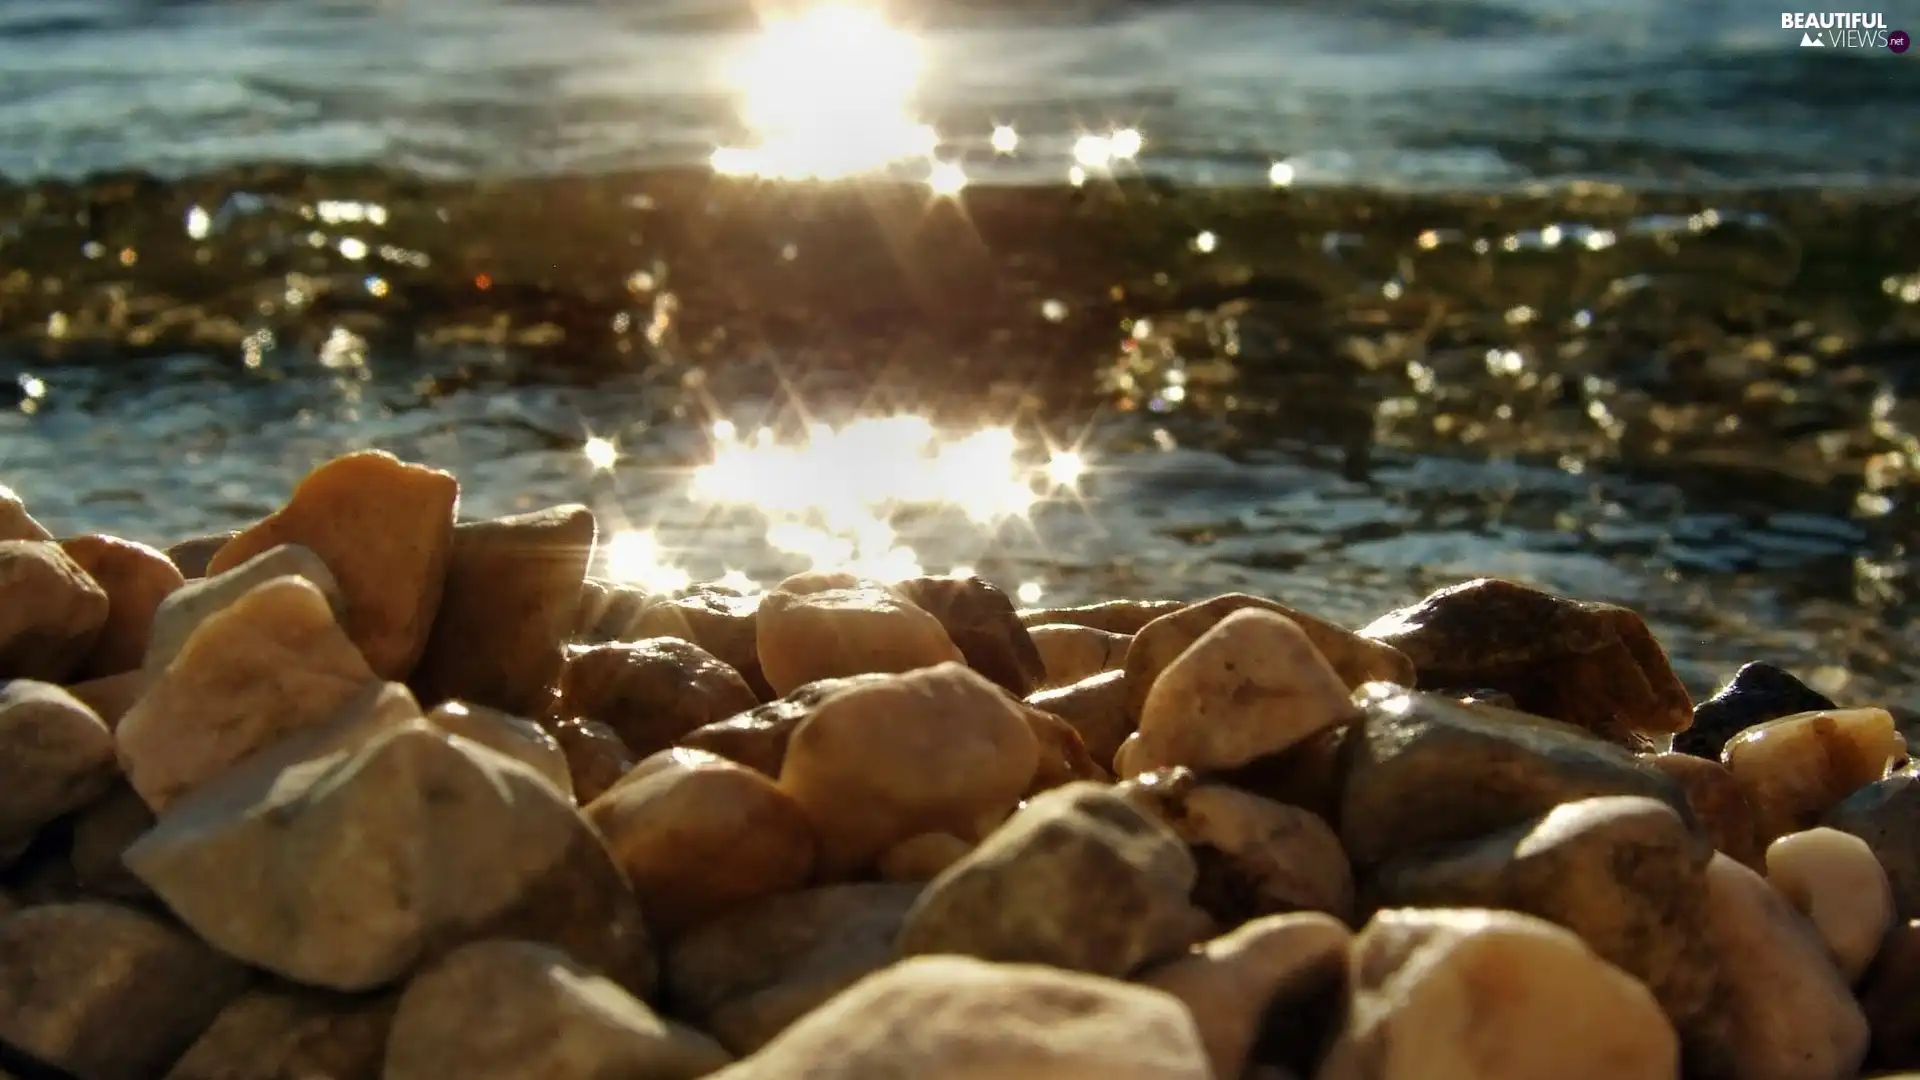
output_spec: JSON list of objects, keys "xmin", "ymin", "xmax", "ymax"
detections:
[{"xmin": 1801, "ymin": 31, "xmax": 1825, "ymax": 45}]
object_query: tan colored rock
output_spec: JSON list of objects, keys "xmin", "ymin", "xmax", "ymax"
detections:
[
  {"xmin": 706, "ymin": 955, "xmax": 1212, "ymax": 1080},
  {"xmin": 755, "ymin": 576, "xmax": 963, "ymax": 695},
  {"xmin": 1370, "ymin": 795, "xmax": 1717, "ymax": 1029},
  {"xmin": 163, "ymin": 531, "xmax": 235, "ymax": 580},
  {"xmin": 898, "ymin": 781, "xmax": 1206, "ymax": 977},
  {"xmin": 1318, "ymin": 907, "xmax": 1680, "ymax": 1080},
  {"xmin": 1859, "ymin": 920, "xmax": 1920, "ymax": 1071},
  {"xmin": 1029, "ymin": 622, "xmax": 1130, "ymax": 689},
  {"xmin": 1132, "ymin": 608, "xmax": 1359, "ymax": 775},
  {"xmin": 58, "ymin": 534, "xmax": 184, "ymax": 678},
  {"xmin": 427, "ymin": 700, "xmax": 572, "ymax": 798},
  {"xmin": 116, "ymin": 575, "xmax": 382, "ymax": 812},
  {"xmin": 1725, "ymin": 707, "xmax": 1903, "ymax": 845},
  {"xmin": 206, "ymin": 450, "xmax": 458, "ymax": 679},
  {"xmin": 1018, "ymin": 599, "xmax": 1186, "ymax": 634},
  {"xmin": 0, "ymin": 901, "xmax": 251, "ymax": 1080},
  {"xmin": 1690, "ymin": 852, "xmax": 1868, "ymax": 1080},
  {"xmin": 69, "ymin": 782, "xmax": 156, "ymax": 901},
  {"xmin": 779, "ymin": 662, "xmax": 1039, "ymax": 875},
  {"xmin": 665, "ymin": 882, "xmax": 922, "ymax": 1054},
  {"xmin": 0, "ymin": 484, "xmax": 52, "ymax": 541},
  {"xmin": 1766, "ymin": 827, "xmax": 1894, "ymax": 983},
  {"xmin": 125, "ymin": 718, "xmax": 656, "ymax": 996},
  {"xmin": 1142, "ymin": 912, "xmax": 1352, "ymax": 1080},
  {"xmin": 0, "ymin": 681, "xmax": 117, "ymax": 858},
  {"xmin": 1336, "ymin": 683, "xmax": 1692, "ymax": 868},
  {"xmin": 631, "ymin": 586, "xmax": 773, "ymax": 699},
  {"xmin": 144, "ymin": 543, "xmax": 344, "ymax": 672},
  {"xmin": 1358, "ymin": 577, "xmax": 1694, "ymax": 740},
  {"xmin": 1828, "ymin": 770, "xmax": 1920, "ymax": 919},
  {"xmin": 544, "ymin": 714, "xmax": 634, "ymax": 803},
  {"xmin": 587, "ymin": 748, "xmax": 816, "ymax": 938},
  {"xmin": 878, "ymin": 832, "xmax": 973, "ymax": 882},
  {"xmin": 893, "ymin": 574, "xmax": 1046, "ymax": 696},
  {"xmin": 387, "ymin": 939, "xmax": 730, "ymax": 1080},
  {"xmin": 554, "ymin": 637, "xmax": 758, "ymax": 759},
  {"xmin": 410, "ymin": 505, "xmax": 596, "ymax": 716},
  {"xmin": 1645, "ymin": 751, "xmax": 1763, "ymax": 867},
  {"xmin": 65, "ymin": 669, "xmax": 147, "ymax": 729},
  {"xmin": 677, "ymin": 673, "xmax": 894, "ymax": 778},
  {"xmin": 1026, "ymin": 668, "xmax": 1134, "ymax": 769},
  {"xmin": 1023, "ymin": 704, "xmax": 1109, "ymax": 792},
  {"xmin": 164, "ymin": 985, "xmax": 395, "ymax": 1080},
  {"xmin": 0, "ymin": 539, "xmax": 109, "ymax": 681}
]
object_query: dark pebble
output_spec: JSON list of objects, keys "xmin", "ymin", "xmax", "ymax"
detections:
[{"xmin": 1673, "ymin": 662, "xmax": 1835, "ymax": 761}]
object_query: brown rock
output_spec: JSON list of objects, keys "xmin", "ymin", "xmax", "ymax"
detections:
[
  {"xmin": 755, "ymin": 575, "xmax": 963, "ymax": 695},
  {"xmin": 778, "ymin": 662, "xmax": 1039, "ymax": 876},
  {"xmin": 1028, "ymin": 623, "xmax": 1131, "ymax": 689},
  {"xmin": 64, "ymin": 670, "xmax": 147, "ymax": 729},
  {"xmin": 543, "ymin": 714, "xmax": 635, "ymax": 803},
  {"xmin": 58, "ymin": 534, "xmax": 185, "ymax": 678},
  {"xmin": 1217, "ymin": 723, "xmax": 1349, "ymax": 828},
  {"xmin": 0, "ymin": 681, "xmax": 117, "ymax": 858},
  {"xmin": 1018, "ymin": 599, "xmax": 1186, "ymax": 634},
  {"xmin": 1644, "ymin": 752, "xmax": 1763, "ymax": 867},
  {"xmin": 144, "ymin": 543, "xmax": 344, "ymax": 673},
  {"xmin": 554, "ymin": 637, "xmax": 758, "ymax": 759},
  {"xmin": 631, "ymin": 586, "xmax": 773, "ymax": 699},
  {"xmin": 1023, "ymin": 704, "xmax": 1109, "ymax": 792},
  {"xmin": 164, "ymin": 985, "xmax": 396, "ymax": 1080},
  {"xmin": 576, "ymin": 580, "xmax": 654, "ymax": 643},
  {"xmin": 163, "ymin": 532, "xmax": 235, "ymax": 580},
  {"xmin": 0, "ymin": 485, "xmax": 52, "ymax": 542},
  {"xmin": 206, "ymin": 450, "xmax": 458, "ymax": 679},
  {"xmin": 1025, "ymin": 668, "xmax": 1134, "ymax": 769},
  {"xmin": 69, "ymin": 782, "xmax": 156, "ymax": 901},
  {"xmin": 878, "ymin": 832, "xmax": 974, "ymax": 882},
  {"xmin": 410, "ymin": 505, "xmax": 596, "ymax": 716},
  {"xmin": 426, "ymin": 700, "xmax": 572, "ymax": 799},
  {"xmin": 893, "ymin": 574, "xmax": 1046, "ymax": 696},
  {"xmin": 676, "ymin": 673, "xmax": 894, "ymax": 778},
  {"xmin": 587, "ymin": 748, "xmax": 817, "ymax": 938},
  {"xmin": 1766, "ymin": 827, "xmax": 1895, "ymax": 983},
  {"xmin": 0, "ymin": 901, "xmax": 251, "ymax": 1080},
  {"xmin": 1726, "ymin": 707, "xmax": 1904, "ymax": 846},
  {"xmin": 1357, "ymin": 577, "xmax": 1693, "ymax": 740},
  {"xmin": 1829, "ymin": 769, "xmax": 1920, "ymax": 920},
  {"xmin": 1860, "ymin": 920, "xmax": 1920, "ymax": 1071},
  {"xmin": 0, "ymin": 540, "xmax": 109, "ymax": 682}
]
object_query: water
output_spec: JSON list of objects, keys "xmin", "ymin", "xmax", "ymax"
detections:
[{"xmin": 0, "ymin": 0, "xmax": 1916, "ymax": 709}]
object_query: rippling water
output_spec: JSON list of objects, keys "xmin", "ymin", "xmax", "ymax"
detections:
[{"xmin": 0, "ymin": 0, "xmax": 1916, "ymax": 708}]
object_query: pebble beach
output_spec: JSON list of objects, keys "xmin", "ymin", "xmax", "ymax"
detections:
[{"xmin": 1, "ymin": 446, "xmax": 1918, "ymax": 1080}]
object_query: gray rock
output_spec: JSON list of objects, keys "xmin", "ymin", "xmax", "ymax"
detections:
[{"xmin": 144, "ymin": 543, "xmax": 343, "ymax": 672}]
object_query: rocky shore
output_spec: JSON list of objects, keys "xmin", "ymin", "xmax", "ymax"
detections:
[{"xmin": 2, "ymin": 447, "xmax": 1919, "ymax": 1080}]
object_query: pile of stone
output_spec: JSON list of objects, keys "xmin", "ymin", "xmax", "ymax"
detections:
[{"xmin": 2, "ymin": 448, "xmax": 1918, "ymax": 1080}]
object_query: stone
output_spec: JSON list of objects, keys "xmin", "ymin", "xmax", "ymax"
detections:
[
  {"xmin": 410, "ymin": 505, "xmax": 596, "ymax": 717},
  {"xmin": 57, "ymin": 535, "xmax": 185, "ymax": 678},
  {"xmin": 1141, "ymin": 912, "xmax": 1352, "ymax": 1080},
  {"xmin": 1217, "ymin": 723, "xmax": 1350, "ymax": 828},
  {"xmin": 1335, "ymin": 683, "xmax": 1693, "ymax": 868},
  {"xmin": 163, "ymin": 531, "xmax": 235, "ymax": 580},
  {"xmin": 553, "ymin": 637, "xmax": 758, "ymax": 759},
  {"xmin": 1028, "ymin": 622, "xmax": 1131, "ymax": 689},
  {"xmin": 893, "ymin": 574, "xmax": 1046, "ymax": 696},
  {"xmin": 755, "ymin": 575, "xmax": 963, "ymax": 695},
  {"xmin": 630, "ymin": 586, "xmax": 773, "ymax": 699},
  {"xmin": 1022, "ymin": 703, "xmax": 1109, "ymax": 792},
  {"xmin": 1359, "ymin": 577, "xmax": 1693, "ymax": 741},
  {"xmin": 1369, "ymin": 795, "xmax": 1718, "ymax": 1028},
  {"xmin": 64, "ymin": 669, "xmax": 146, "ymax": 728},
  {"xmin": 125, "ymin": 718, "xmax": 656, "ymax": 996},
  {"xmin": 1018, "ymin": 599, "xmax": 1186, "ymax": 634},
  {"xmin": 164, "ymin": 985, "xmax": 395, "ymax": 1080},
  {"xmin": 1121, "ymin": 767, "xmax": 1354, "ymax": 925},
  {"xmin": 897, "ymin": 781, "xmax": 1206, "ymax": 977},
  {"xmin": 0, "ymin": 681, "xmax": 116, "ymax": 857},
  {"xmin": 386, "ymin": 939, "xmax": 730, "ymax": 1080},
  {"xmin": 69, "ymin": 782, "xmax": 155, "ymax": 901},
  {"xmin": 1724, "ymin": 707, "xmax": 1903, "ymax": 845},
  {"xmin": 1678, "ymin": 662, "xmax": 1838, "ymax": 760},
  {"xmin": 577, "ymin": 580, "xmax": 654, "ymax": 643},
  {"xmin": 116, "ymin": 576, "xmax": 382, "ymax": 812},
  {"xmin": 1644, "ymin": 752, "xmax": 1763, "ymax": 867},
  {"xmin": 779, "ymin": 662, "xmax": 1038, "ymax": 876},
  {"xmin": 1317, "ymin": 907, "xmax": 1680, "ymax": 1080},
  {"xmin": 704, "ymin": 955, "xmax": 1211, "ymax": 1080},
  {"xmin": 878, "ymin": 832, "xmax": 973, "ymax": 882},
  {"xmin": 0, "ymin": 540, "xmax": 108, "ymax": 682},
  {"xmin": 0, "ymin": 901, "xmax": 251, "ymax": 1080},
  {"xmin": 1025, "ymin": 668, "xmax": 1134, "ymax": 769},
  {"xmin": 676, "ymin": 673, "xmax": 894, "ymax": 778},
  {"xmin": 1860, "ymin": 920, "xmax": 1920, "ymax": 1070},
  {"xmin": 1829, "ymin": 770, "xmax": 1920, "ymax": 919},
  {"xmin": 1766, "ymin": 827, "xmax": 1894, "ymax": 983},
  {"xmin": 206, "ymin": 450, "xmax": 458, "ymax": 679},
  {"xmin": 426, "ymin": 700, "xmax": 572, "ymax": 798},
  {"xmin": 665, "ymin": 882, "xmax": 922, "ymax": 1054},
  {"xmin": 1689, "ymin": 852, "xmax": 1868, "ymax": 1080},
  {"xmin": 1128, "ymin": 608, "xmax": 1359, "ymax": 775},
  {"xmin": 587, "ymin": 748, "xmax": 816, "ymax": 938},
  {"xmin": 0, "ymin": 485, "xmax": 52, "ymax": 542},
  {"xmin": 544, "ymin": 714, "xmax": 634, "ymax": 804},
  {"xmin": 145, "ymin": 543, "xmax": 344, "ymax": 672}
]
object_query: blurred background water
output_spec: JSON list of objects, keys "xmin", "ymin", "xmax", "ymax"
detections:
[{"xmin": 0, "ymin": 0, "xmax": 1916, "ymax": 707}]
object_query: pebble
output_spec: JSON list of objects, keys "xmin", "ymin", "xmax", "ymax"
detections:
[
  {"xmin": 0, "ymin": 483, "xmax": 52, "ymax": 542},
  {"xmin": 1859, "ymin": 920, "xmax": 1920, "ymax": 1070},
  {"xmin": 163, "ymin": 531, "xmax": 234, "ymax": 580},
  {"xmin": 1025, "ymin": 667, "xmax": 1133, "ymax": 768},
  {"xmin": 163, "ymin": 985, "xmax": 395, "ymax": 1080},
  {"xmin": 0, "ymin": 681, "xmax": 117, "ymax": 863},
  {"xmin": 425, "ymin": 699, "xmax": 572, "ymax": 798},
  {"xmin": 1318, "ymin": 906, "xmax": 1680, "ymax": 1080},
  {"xmin": 68, "ymin": 781, "xmax": 156, "ymax": 901},
  {"xmin": 1027, "ymin": 622, "xmax": 1131, "ymax": 688},
  {"xmin": 1678, "ymin": 661, "xmax": 1838, "ymax": 760},
  {"xmin": 1766, "ymin": 827, "xmax": 1895, "ymax": 983},
  {"xmin": 143, "ymin": 543, "xmax": 344, "ymax": 673},
  {"xmin": 675, "ymin": 672, "xmax": 892, "ymax": 777},
  {"xmin": 64, "ymin": 668, "xmax": 146, "ymax": 728},
  {"xmin": 778, "ymin": 662, "xmax": 1038, "ymax": 875},
  {"xmin": 0, "ymin": 539, "xmax": 109, "ymax": 682},
  {"xmin": 1643, "ymin": 751, "xmax": 1764, "ymax": 867},
  {"xmin": 56, "ymin": 534, "xmax": 184, "ymax": 678},
  {"xmin": 877, "ymin": 831, "xmax": 974, "ymax": 881},
  {"xmin": 410, "ymin": 504, "xmax": 596, "ymax": 717},
  {"xmin": 631, "ymin": 586, "xmax": 774, "ymax": 700},
  {"xmin": 754, "ymin": 573, "xmax": 964, "ymax": 695},
  {"xmin": 1722, "ymin": 707, "xmax": 1904, "ymax": 845},
  {"xmin": 892, "ymin": 574, "xmax": 1046, "ymax": 696},
  {"xmin": 1359, "ymin": 576, "xmax": 1694, "ymax": 742},
  {"xmin": 706, "ymin": 954, "xmax": 1212, "ymax": 1080},
  {"xmin": 896, "ymin": 780, "xmax": 1208, "ymax": 977},
  {"xmin": 1828, "ymin": 769, "xmax": 1920, "ymax": 918},
  {"xmin": 1022, "ymin": 702, "xmax": 1109, "ymax": 791},
  {"xmin": 553, "ymin": 637, "xmax": 759, "ymax": 760},
  {"xmin": 543, "ymin": 713, "xmax": 634, "ymax": 803},
  {"xmin": 205, "ymin": 450, "xmax": 458, "ymax": 679},
  {"xmin": 1018, "ymin": 598, "xmax": 1186, "ymax": 634}
]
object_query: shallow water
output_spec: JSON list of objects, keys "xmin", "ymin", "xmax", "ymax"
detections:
[{"xmin": 0, "ymin": 0, "xmax": 1916, "ymax": 709}]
